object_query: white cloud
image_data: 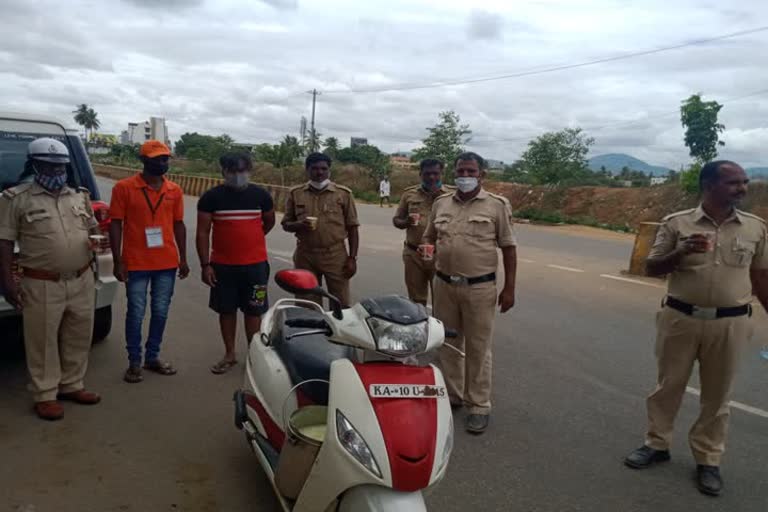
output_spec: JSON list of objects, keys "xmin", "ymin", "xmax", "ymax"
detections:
[{"xmin": 2, "ymin": 0, "xmax": 767, "ymax": 167}]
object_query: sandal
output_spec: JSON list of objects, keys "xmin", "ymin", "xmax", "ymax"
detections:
[
  {"xmin": 143, "ymin": 360, "xmax": 178, "ymax": 376},
  {"xmin": 210, "ymin": 359, "xmax": 238, "ymax": 375},
  {"xmin": 124, "ymin": 366, "xmax": 143, "ymax": 383}
]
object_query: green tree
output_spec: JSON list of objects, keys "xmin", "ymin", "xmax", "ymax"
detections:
[
  {"xmin": 72, "ymin": 104, "xmax": 101, "ymax": 146},
  {"xmin": 518, "ymin": 128, "xmax": 595, "ymax": 185},
  {"xmin": 337, "ymin": 143, "xmax": 391, "ymax": 178},
  {"xmin": 174, "ymin": 132, "xmax": 232, "ymax": 162},
  {"xmin": 681, "ymin": 94, "xmax": 725, "ymax": 164},
  {"xmin": 323, "ymin": 137, "xmax": 340, "ymax": 159},
  {"xmin": 501, "ymin": 160, "xmax": 529, "ymax": 183},
  {"xmin": 412, "ymin": 111, "xmax": 472, "ymax": 178}
]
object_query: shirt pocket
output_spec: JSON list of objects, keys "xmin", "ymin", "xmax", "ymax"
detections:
[
  {"xmin": 468, "ymin": 214, "xmax": 496, "ymax": 239},
  {"xmin": 323, "ymin": 202, "xmax": 344, "ymax": 226},
  {"xmin": 23, "ymin": 209, "xmax": 56, "ymax": 234},
  {"xmin": 723, "ymin": 237, "xmax": 758, "ymax": 267},
  {"xmin": 433, "ymin": 214, "xmax": 453, "ymax": 237}
]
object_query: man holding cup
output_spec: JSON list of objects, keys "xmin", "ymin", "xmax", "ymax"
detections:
[
  {"xmin": 423, "ymin": 152, "xmax": 517, "ymax": 434},
  {"xmin": 0, "ymin": 138, "xmax": 101, "ymax": 420},
  {"xmin": 392, "ymin": 158, "xmax": 454, "ymax": 306},
  {"xmin": 624, "ymin": 160, "xmax": 768, "ymax": 497},
  {"xmin": 282, "ymin": 153, "xmax": 359, "ymax": 307}
]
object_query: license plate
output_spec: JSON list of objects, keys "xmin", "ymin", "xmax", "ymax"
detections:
[{"xmin": 369, "ymin": 384, "xmax": 447, "ymax": 399}]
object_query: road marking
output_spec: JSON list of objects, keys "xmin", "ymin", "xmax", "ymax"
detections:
[
  {"xmin": 599, "ymin": 274, "xmax": 665, "ymax": 289},
  {"xmin": 273, "ymin": 256, "xmax": 292, "ymax": 264},
  {"xmin": 547, "ymin": 264, "xmax": 585, "ymax": 273},
  {"xmin": 519, "ymin": 258, "xmax": 535, "ymax": 263},
  {"xmin": 686, "ymin": 387, "xmax": 768, "ymax": 419}
]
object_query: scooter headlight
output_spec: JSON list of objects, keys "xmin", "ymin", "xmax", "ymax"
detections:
[
  {"xmin": 336, "ymin": 410, "xmax": 382, "ymax": 478},
  {"xmin": 366, "ymin": 317, "xmax": 428, "ymax": 356}
]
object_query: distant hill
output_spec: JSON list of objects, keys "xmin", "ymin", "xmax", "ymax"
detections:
[{"xmin": 588, "ymin": 153, "xmax": 671, "ymax": 175}]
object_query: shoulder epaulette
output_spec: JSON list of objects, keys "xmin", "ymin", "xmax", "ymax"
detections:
[
  {"xmin": 487, "ymin": 192, "xmax": 511, "ymax": 206},
  {"xmin": 403, "ymin": 185, "xmax": 420, "ymax": 192},
  {"xmin": 335, "ymin": 184, "xmax": 354, "ymax": 194},
  {"xmin": 76, "ymin": 186, "xmax": 91, "ymax": 196},
  {"xmin": 289, "ymin": 183, "xmax": 306, "ymax": 192},
  {"xmin": 737, "ymin": 209, "xmax": 767, "ymax": 224},
  {"xmin": 434, "ymin": 192, "xmax": 453, "ymax": 202},
  {"xmin": 1, "ymin": 182, "xmax": 33, "ymax": 199},
  {"xmin": 662, "ymin": 208, "xmax": 697, "ymax": 222}
]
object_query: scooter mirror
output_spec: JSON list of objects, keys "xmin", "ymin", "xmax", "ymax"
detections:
[{"xmin": 275, "ymin": 269, "xmax": 320, "ymax": 294}]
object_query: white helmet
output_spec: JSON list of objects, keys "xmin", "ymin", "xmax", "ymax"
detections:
[{"xmin": 28, "ymin": 137, "xmax": 70, "ymax": 164}]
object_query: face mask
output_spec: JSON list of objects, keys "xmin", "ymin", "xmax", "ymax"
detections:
[
  {"xmin": 455, "ymin": 177, "xmax": 479, "ymax": 193},
  {"xmin": 423, "ymin": 180, "xmax": 442, "ymax": 192},
  {"xmin": 35, "ymin": 171, "xmax": 67, "ymax": 191},
  {"xmin": 145, "ymin": 160, "xmax": 169, "ymax": 176},
  {"xmin": 309, "ymin": 179, "xmax": 330, "ymax": 190},
  {"xmin": 225, "ymin": 172, "xmax": 249, "ymax": 188}
]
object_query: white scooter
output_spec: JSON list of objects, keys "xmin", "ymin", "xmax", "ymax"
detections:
[{"xmin": 234, "ymin": 269, "xmax": 455, "ymax": 512}]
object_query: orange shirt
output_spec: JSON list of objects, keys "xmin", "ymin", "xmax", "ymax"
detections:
[{"xmin": 109, "ymin": 174, "xmax": 184, "ymax": 271}]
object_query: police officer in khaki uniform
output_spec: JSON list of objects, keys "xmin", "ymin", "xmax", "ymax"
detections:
[
  {"xmin": 423, "ymin": 152, "xmax": 517, "ymax": 434},
  {"xmin": 0, "ymin": 138, "xmax": 101, "ymax": 421},
  {"xmin": 282, "ymin": 153, "xmax": 359, "ymax": 307},
  {"xmin": 625, "ymin": 161, "xmax": 768, "ymax": 497},
  {"xmin": 393, "ymin": 158, "xmax": 454, "ymax": 306}
]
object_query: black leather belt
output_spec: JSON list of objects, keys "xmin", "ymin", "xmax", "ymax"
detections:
[
  {"xmin": 665, "ymin": 296, "xmax": 751, "ymax": 320},
  {"xmin": 436, "ymin": 271, "xmax": 496, "ymax": 286},
  {"xmin": 405, "ymin": 242, "xmax": 419, "ymax": 252}
]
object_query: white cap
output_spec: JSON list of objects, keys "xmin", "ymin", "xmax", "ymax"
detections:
[{"xmin": 27, "ymin": 137, "xmax": 70, "ymax": 164}]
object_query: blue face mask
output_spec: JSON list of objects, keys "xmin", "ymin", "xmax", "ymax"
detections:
[
  {"xmin": 423, "ymin": 180, "xmax": 442, "ymax": 191},
  {"xmin": 35, "ymin": 171, "xmax": 67, "ymax": 191}
]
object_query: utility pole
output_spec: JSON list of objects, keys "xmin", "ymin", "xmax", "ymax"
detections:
[{"xmin": 307, "ymin": 88, "xmax": 321, "ymax": 152}]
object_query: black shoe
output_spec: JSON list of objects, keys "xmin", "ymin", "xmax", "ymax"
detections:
[
  {"xmin": 624, "ymin": 446, "xmax": 671, "ymax": 469},
  {"xmin": 466, "ymin": 414, "xmax": 489, "ymax": 434},
  {"xmin": 696, "ymin": 465, "xmax": 722, "ymax": 497}
]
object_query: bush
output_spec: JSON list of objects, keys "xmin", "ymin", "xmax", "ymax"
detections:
[{"xmin": 680, "ymin": 163, "xmax": 701, "ymax": 194}]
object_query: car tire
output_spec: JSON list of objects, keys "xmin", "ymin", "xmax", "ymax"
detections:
[{"xmin": 93, "ymin": 305, "xmax": 112, "ymax": 343}]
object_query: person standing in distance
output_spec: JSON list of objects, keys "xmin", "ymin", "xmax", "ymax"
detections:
[
  {"xmin": 282, "ymin": 153, "xmax": 359, "ymax": 307},
  {"xmin": 423, "ymin": 152, "xmax": 517, "ymax": 434},
  {"xmin": 379, "ymin": 176, "xmax": 391, "ymax": 208},
  {"xmin": 0, "ymin": 138, "xmax": 101, "ymax": 420},
  {"xmin": 392, "ymin": 158, "xmax": 454, "ymax": 306},
  {"xmin": 196, "ymin": 152, "xmax": 275, "ymax": 374},
  {"xmin": 624, "ymin": 160, "xmax": 768, "ymax": 497},
  {"xmin": 109, "ymin": 140, "xmax": 189, "ymax": 383}
]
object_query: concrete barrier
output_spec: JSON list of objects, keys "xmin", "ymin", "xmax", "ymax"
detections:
[
  {"xmin": 92, "ymin": 164, "xmax": 290, "ymax": 212},
  {"xmin": 628, "ymin": 222, "xmax": 662, "ymax": 276}
]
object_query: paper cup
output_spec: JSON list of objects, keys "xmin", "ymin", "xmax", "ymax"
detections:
[
  {"xmin": 89, "ymin": 234, "xmax": 107, "ymax": 253},
  {"xmin": 409, "ymin": 213, "xmax": 421, "ymax": 226},
  {"xmin": 306, "ymin": 216, "xmax": 318, "ymax": 231},
  {"xmin": 419, "ymin": 244, "xmax": 435, "ymax": 261}
]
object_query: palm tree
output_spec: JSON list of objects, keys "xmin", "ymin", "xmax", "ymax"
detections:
[
  {"xmin": 84, "ymin": 107, "xmax": 100, "ymax": 142},
  {"xmin": 323, "ymin": 136, "xmax": 339, "ymax": 158},
  {"xmin": 72, "ymin": 104, "xmax": 100, "ymax": 145},
  {"xmin": 73, "ymin": 104, "xmax": 89, "ymax": 139}
]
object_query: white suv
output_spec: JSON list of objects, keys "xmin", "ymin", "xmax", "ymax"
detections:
[{"xmin": 0, "ymin": 112, "xmax": 117, "ymax": 343}]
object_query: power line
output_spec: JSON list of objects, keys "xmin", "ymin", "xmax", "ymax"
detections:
[{"xmin": 322, "ymin": 26, "xmax": 768, "ymax": 95}]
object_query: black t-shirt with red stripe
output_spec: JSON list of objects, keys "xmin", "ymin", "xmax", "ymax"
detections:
[{"xmin": 198, "ymin": 184, "xmax": 274, "ymax": 265}]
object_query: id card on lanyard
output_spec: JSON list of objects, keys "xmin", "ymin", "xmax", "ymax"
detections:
[{"xmin": 142, "ymin": 188, "xmax": 166, "ymax": 249}]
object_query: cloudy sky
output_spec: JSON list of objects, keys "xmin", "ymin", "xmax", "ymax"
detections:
[{"xmin": 2, "ymin": 0, "xmax": 767, "ymax": 167}]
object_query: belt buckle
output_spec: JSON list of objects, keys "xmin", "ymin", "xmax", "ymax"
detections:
[
  {"xmin": 59, "ymin": 271, "xmax": 77, "ymax": 281},
  {"xmin": 449, "ymin": 275, "xmax": 467, "ymax": 286},
  {"xmin": 691, "ymin": 306, "xmax": 717, "ymax": 320}
]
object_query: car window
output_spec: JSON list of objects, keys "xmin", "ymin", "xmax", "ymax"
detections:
[{"xmin": 0, "ymin": 121, "xmax": 74, "ymax": 191}]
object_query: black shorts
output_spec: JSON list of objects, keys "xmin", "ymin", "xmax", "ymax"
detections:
[{"xmin": 209, "ymin": 262, "xmax": 270, "ymax": 316}]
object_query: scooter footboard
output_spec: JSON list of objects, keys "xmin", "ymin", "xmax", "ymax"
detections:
[{"xmin": 338, "ymin": 485, "xmax": 427, "ymax": 512}]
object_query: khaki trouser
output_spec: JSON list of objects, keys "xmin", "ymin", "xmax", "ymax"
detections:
[
  {"xmin": 402, "ymin": 247, "xmax": 435, "ymax": 306},
  {"xmin": 21, "ymin": 271, "xmax": 96, "ymax": 402},
  {"xmin": 433, "ymin": 278, "xmax": 497, "ymax": 415},
  {"xmin": 645, "ymin": 307, "xmax": 753, "ymax": 466},
  {"xmin": 294, "ymin": 243, "xmax": 351, "ymax": 308}
]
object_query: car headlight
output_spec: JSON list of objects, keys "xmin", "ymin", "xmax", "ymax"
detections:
[
  {"xmin": 366, "ymin": 317, "xmax": 428, "ymax": 356},
  {"xmin": 336, "ymin": 410, "xmax": 382, "ymax": 478}
]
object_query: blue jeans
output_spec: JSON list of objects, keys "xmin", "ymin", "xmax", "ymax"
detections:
[{"xmin": 125, "ymin": 269, "xmax": 177, "ymax": 366}]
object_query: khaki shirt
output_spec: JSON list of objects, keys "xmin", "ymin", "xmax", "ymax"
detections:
[
  {"xmin": 649, "ymin": 205, "xmax": 768, "ymax": 307},
  {"xmin": 0, "ymin": 182, "xmax": 96, "ymax": 273},
  {"xmin": 423, "ymin": 188, "xmax": 517, "ymax": 277},
  {"xmin": 396, "ymin": 184, "xmax": 455, "ymax": 247},
  {"xmin": 283, "ymin": 182, "xmax": 360, "ymax": 249}
]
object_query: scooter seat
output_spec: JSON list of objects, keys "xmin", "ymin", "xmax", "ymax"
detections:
[{"xmin": 274, "ymin": 308, "xmax": 354, "ymax": 405}]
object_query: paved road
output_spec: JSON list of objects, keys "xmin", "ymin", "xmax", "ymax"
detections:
[{"xmin": 1, "ymin": 178, "xmax": 767, "ymax": 512}]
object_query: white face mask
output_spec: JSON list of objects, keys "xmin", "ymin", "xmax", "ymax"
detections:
[
  {"xmin": 309, "ymin": 179, "xmax": 330, "ymax": 190},
  {"xmin": 455, "ymin": 177, "xmax": 479, "ymax": 193}
]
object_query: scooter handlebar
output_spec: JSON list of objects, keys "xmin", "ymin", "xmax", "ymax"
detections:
[{"xmin": 444, "ymin": 328, "xmax": 459, "ymax": 338}]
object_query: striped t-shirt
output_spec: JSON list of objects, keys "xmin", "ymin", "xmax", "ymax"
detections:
[{"xmin": 198, "ymin": 184, "xmax": 274, "ymax": 265}]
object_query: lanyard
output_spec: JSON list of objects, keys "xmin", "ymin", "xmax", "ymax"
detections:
[{"xmin": 141, "ymin": 187, "xmax": 165, "ymax": 220}]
